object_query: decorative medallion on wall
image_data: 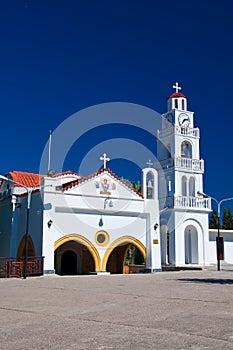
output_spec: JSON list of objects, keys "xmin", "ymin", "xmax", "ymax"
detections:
[
  {"xmin": 95, "ymin": 177, "xmax": 116, "ymax": 195},
  {"xmin": 95, "ymin": 230, "xmax": 110, "ymax": 247}
]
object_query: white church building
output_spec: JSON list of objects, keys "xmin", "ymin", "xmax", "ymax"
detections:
[{"xmin": 0, "ymin": 84, "xmax": 232, "ymax": 276}]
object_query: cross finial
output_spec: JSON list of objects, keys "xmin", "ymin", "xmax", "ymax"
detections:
[
  {"xmin": 172, "ymin": 82, "xmax": 181, "ymax": 93},
  {"xmin": 146, "ymin": 160, "xmax": 153, "ymax": 168},
  {"xmin": 100, "ymin": 153, "xmax": 110, "ymax": 168}
]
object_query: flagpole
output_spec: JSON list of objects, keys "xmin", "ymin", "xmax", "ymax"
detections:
[{"xmin": 48, "ymin": 130, "xmax": 52, "ymax": 173}]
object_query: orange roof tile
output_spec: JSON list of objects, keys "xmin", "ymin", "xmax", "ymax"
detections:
[{"xmin": 6, "ymin": 171, "xmax": 42, "ymax": 188}]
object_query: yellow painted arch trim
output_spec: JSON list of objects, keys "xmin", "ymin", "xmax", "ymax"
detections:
[
  {"xmin": 54, "ymin": 234, "xmax": 101, "ymax": 271},
  {"xmin": 101, "ymin": 235, "xmax": 146, "ymax": 270}
]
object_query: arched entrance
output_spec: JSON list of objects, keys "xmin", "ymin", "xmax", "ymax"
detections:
[
  {"xmin": 54, "ymin": 235, "xmax": 101, "ymax": 275},
  {"xmin": 55, "ymin": 241, "xmax": 95, "ymax": 275},
  {"xmin": 185, "ymin": 225, "xmax": 198, "ymax": 264},
  {"xmin": 17, "ymin": 235, "xmax": 36, "ymax": 258},
  {"xmin": 103, "ymin": 236, "xmax": 146, "ymax": 274}
]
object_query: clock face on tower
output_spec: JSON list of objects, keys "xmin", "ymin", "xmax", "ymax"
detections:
[{"xmin": 178, "ymin": 113, "xmax": 190, "ymax": 127}]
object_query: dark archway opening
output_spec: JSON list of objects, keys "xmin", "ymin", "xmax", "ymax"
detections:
[
  {"xmin": 61, "ymin": 250, "xmax": 77, "ymax": 275},
  {"xmin": 55, "ymin": 241, "xmax": 95, "ymax": 275},
  {"xmin": 107, "ymin": 243, "xmax": 145, "ymax": 274}
]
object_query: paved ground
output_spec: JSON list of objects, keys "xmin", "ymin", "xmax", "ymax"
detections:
[{"xmin": 0, "ymin": 266, "xmax": 233, "ymax": 350}]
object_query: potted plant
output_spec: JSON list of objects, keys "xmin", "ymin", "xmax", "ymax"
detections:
[{"xmin": 123, "ymin": 258, "xmax": 130, "ymax": 274}]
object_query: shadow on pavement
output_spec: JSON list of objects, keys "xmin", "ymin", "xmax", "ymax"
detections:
[{"xmin": 178, "ymin": 278, "xmax": 233, "ymax": 285}]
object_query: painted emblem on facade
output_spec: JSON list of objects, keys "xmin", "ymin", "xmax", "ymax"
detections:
[{"xmin": 95, "ymin": 177, "xmax": 116, "ymax": 195}]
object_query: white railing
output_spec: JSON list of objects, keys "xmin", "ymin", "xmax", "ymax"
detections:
[
  {"xmin": 174, "ymin": 196, "xmax": 211, "ymax": 210},
  {"xmin": 175, "ymin": 157, "xmax": 204, "ymax": 172},
  {"xmin": 175, "ymin": 126, "xmax": 200, "ymax": 137},
  {"xmin": 158, "ymin": 126, "xmax": 200, "ymax": 139}
]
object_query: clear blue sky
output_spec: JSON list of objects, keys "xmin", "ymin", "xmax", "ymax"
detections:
[{"xmin": 0, "ymin": 0, "xmax": 233, "ymax": 211}]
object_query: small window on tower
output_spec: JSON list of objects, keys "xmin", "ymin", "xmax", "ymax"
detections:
[
  {"xmin": 146, "ymin": 172, "xmax": 154, "ymax": 199},
  {"xmin": 182, "ymin": 99, "xmax": 185, "ymax": 110},
  {"xmin": 175, "ymin": 99, "xmax": 178, "ymax": 108}
]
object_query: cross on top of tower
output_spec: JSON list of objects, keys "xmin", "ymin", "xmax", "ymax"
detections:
[
  {"xmin": 172, "ymin": 82, "xmax": 181, "ymax": 93},
  {"xmin": 100, "ymin": 153, "xmax": 110, "ymax": 168},
  {"xmin": 146, "ymin": 160, "xmax": 153, "ymax": 168}
]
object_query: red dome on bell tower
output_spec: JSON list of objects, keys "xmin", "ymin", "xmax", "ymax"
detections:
[{"xmin": 167, "ymin": 82, "xmax": 187, "ymax": 111}]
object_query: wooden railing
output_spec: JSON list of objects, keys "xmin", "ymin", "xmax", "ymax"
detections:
[{"xmin": 0, "ymin": 256, "xmax": 44, "ymax": 278}]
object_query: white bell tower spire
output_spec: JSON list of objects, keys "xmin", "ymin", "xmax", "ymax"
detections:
[{"xmin": 156, "ymin": 83, "xmax": 211, "ymax": 268}]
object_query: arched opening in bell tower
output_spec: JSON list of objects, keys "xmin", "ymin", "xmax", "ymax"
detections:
[
  {"xmin": 146, "ymin": 172, "xmax": 154, "ymax": 199},
  {"xmin": 181, "ymin": 141, "xmax": 192, "ymax": 158},
  {"xmin": 182, "ymin": 176, "xmax": 188, "ymax": 196},
  {"xmin": 189, "ymin": 177, "xmax": 196, "ymax": 197},
  {"xmin": 184, "ymin": 226, "xmax": 198, "ymax": 264}
]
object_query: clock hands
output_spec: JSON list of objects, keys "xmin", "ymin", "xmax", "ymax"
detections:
[{"xmin": 182, "ymin": 117, "xmax": 189, "ymax": 124}]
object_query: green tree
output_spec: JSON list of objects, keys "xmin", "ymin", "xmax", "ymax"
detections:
[
  {"xmin": 121, "ymin": 177, "xmax": 141, "ymax": 193},
  {"xmin": 132, "ymin": 180, "xmax": 141, "ymax": 192},
  {"xmin": 209, "ymin": 209, "xmax": 218, "ymax": 229},
  {"xmin": 222, "ymin": 208, "xmax": 233, "ymax": 229}
]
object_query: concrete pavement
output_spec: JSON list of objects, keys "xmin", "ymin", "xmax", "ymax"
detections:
[{"xmin": 0, "ymin": 266, "xmax": 233, "ymax": 349}]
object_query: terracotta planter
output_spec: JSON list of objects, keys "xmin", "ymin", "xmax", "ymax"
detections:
[{"xmin": 123, "ymin": 265, "xmax": 129, "ymax": 274}]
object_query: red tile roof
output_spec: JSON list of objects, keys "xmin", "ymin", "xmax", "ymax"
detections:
[
  {"xmin": 62, "ymin": 168, "xmax": 143, "ymax": 198},
  {"xmin": 169, "ymin": 92, "xmax": 186, "ymax": 99},
  {"xmin": 54, "ymin": 170, "xmax": 83, "ymax": 179},
  {"xmin": 3, "ymin": 169, "xmax": 143, "ymax": 198},
  {"xmin": 6, "ymin": 171, "xmax": 42, "ymax": 188}
]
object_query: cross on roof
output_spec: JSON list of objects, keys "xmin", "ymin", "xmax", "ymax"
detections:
[
  {"xmin": 100, "ymin": 153, "xmax": 110, "ymax": 168},
  {"xmin": 172, "ymin": 82, "xmax": 181, "ymax": 93},
  {"xmin": 146, "ymin": 160, "xmax": 153, "ymax": 168}
]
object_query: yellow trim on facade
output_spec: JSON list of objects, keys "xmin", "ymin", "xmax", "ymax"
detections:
[
  {"xmin": 54, "ymin": 234, "xmax": 101, "ymax": 271},
  {"xmin": 101, "ymin": 235, "xmax": 146, "ymax": 270}
]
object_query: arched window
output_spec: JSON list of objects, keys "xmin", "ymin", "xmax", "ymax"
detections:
[
  {"xmin": 182, "ymin": 176, "xmax": 187, "ymax": 196},
  {"xmin": 181, "ymin": 141, "xmax": 192, "ymax": 158},
  {"xmin": 167, "ymin": 176, "xmax": 171, "ymax": 193},
  {"xmin": 175, "ymin": 99, "xmax": 178, "ymax": 108},
  {"xmin": 182, "ymin": 99, "xmax": 185, "ymax": 110},
  {"xmin": 146, "ymin": 172, "xmax": 154, "ymax": 199},
  {"xmin": 189, "ymin": 177, "xmax": 195, "ymax": 197}
]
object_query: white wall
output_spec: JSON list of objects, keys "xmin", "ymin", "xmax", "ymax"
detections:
[{"xmin": 207, "ymin": 229, "xmax": 233, "ymax": 264}]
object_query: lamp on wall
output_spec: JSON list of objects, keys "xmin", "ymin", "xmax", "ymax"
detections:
[
  {"xmin": 15, "ymin": 202, "xmax": 22, "ymax": 208},
  {"xmin": 154, "ymin": 223, "xmax": 158, "ymax": 231},
  {"xmin": 47, "ymin": 219, "xmax": 53, "ymax": 228}
]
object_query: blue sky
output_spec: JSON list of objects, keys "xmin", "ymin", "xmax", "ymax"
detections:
[{"xmin": 0, "ymin": 0, "xmax": 233, "ymax": 211}]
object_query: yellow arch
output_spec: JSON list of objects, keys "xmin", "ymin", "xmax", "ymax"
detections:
[
  {"xmin": 17, "ymin": 235, "xmax": 35, "ymax": 258},
  {"xmin": 54, "ymin": 234, "xmax": 101, "ymax": 271},
  {"xmin": 101, "ymin": 235, "xmax": 146, "ymax": 270}
]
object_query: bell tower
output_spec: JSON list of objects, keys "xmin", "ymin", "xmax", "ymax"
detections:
[{"xmin": 156, "ymin": 83, "xmax": 211, "ymax": 267}]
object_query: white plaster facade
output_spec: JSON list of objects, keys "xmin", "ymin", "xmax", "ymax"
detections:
[
  {"xmin": 41, "ymin": 167, "xmax": 161, "ymax": 274},
  {"xmin": 1, "ymin": 84, "xmax": 233, "ymax": 275}
]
